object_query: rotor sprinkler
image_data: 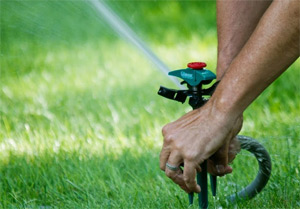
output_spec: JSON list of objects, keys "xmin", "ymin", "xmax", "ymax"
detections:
[{"xmin": 158, "ymin": 62, "xmax": 272, "ymax": 208}]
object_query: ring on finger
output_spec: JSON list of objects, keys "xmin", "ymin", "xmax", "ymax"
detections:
[{"xmin": 166, "ymin": 163, "xmax": 179, "ymax": 171}]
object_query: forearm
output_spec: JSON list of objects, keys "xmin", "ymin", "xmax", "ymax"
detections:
[
  {"xmin": 212, "ymin": 0, "xmax": 299, "ymax": 118},
  {"xmin": 160, "ymin": 0, "xmax": 299, "ymax": 192},
  {"xmin": 216, "ymin": 0, "xmax": 272, "ymax": 79}
]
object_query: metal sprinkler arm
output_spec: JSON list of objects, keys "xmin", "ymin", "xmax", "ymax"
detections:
[{"xmin": 158, "ymin": 81, "xmax": 220, "ymax": 107}]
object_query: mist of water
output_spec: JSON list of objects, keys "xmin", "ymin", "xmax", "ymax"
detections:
[{"xmin": 88, "ymin": 0, "xmax": 182, "ymax": 88}]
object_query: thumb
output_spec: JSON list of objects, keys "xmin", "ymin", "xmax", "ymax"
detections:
[{"xmin": 208, "ymin": 140, "xmax": 233, "ymax": 176}]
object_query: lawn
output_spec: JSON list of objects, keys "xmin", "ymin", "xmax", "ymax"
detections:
[{"xmin": 0, "ymin": 1, "xmax": 299, "ymax": 208}]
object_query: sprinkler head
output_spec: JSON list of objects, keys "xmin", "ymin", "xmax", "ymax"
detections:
[
  {"xmin": 158, "ymin": 62, "xmax": 218, "ymax": 109},
  {"xmin": 167, "ymin": 62, "xmax": 216, "ymax": 87}
]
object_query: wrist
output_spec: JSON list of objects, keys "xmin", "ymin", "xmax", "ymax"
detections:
[{"xmin": 206, "ymin": 83, "xmax": 242, "ymax": 123}]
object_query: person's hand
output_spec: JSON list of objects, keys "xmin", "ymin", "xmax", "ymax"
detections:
[
  {"xmin": 159, "ymin": 103, "xmax": 242, "ymax": 193},
  {"xmin": 207, "ymin": 135, "xmax": 241, "ymax": 176}
]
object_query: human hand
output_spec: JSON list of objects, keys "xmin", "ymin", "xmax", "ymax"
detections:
[
  {"xmin": 159, "ymin": 103, "xmax": 242, "ymax": 193},
  {"xmin": 207, "ymin": 135, "xmax": 241, "ymax": 176}
]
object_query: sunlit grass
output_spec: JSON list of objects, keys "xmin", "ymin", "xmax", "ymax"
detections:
[{"xmin": 1, "ymin": 1, "xmax": 300, "ymax": 208}]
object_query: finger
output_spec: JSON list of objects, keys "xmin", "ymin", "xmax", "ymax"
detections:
[
  {"xmin": 209, "ymin": 138, "xmax": 231, "ymax": 175},
  {"xmin": 159, "ymin": 144, "xmax": 170, "ymax": 171},
  {"xmin": 195, "ymin": 164, "xmax": 202, "ymax": 173},
  {"xmin": 208, "ymin": 136, "xmax": 239, "ymax": 176},
  {"xmin": 211, "ymin": 151, "xmax": 228, "ymax": 175},
  {"xmin": 208, "ymin": 159, "xmax": 233, "ymax": 176},
  {"xmin": 183, "ymin": 161, "xmax": 201, "ymax": 193},
  {"xmin": 166, "ymin": 168, "xmax": 191, "ymax": 193},
  {"xmin": 224, "ymin": 165, "xmax": 233, "ymax": 174},
  {"xmin": 165, "ymin": 151, "xmax": 191, "ymax": 193},
  {"xmin": 214, "ymin": 139, "xmax": 230, "ymax": 166},
  {"xmin": 228, "ymin": 136, "xmax": 241, "ymax": 163}
]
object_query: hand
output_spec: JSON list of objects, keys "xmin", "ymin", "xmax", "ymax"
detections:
[
  {"xmin": 207, "ymin": 135, "xmax": 241, "ymax": 176},
  {"xmin": 159, "ymin": 103, "xmax": 242, "ymax": 193}
]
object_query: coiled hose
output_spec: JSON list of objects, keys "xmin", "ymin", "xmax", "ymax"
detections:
[{"xmin": 227, "ymin": 135, "xmax": 272, "ymax": 202}]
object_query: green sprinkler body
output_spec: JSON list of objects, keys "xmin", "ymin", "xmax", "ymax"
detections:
[{"xmin": 158, "ymin": 62, "xmax": 218, "ymax": 209}]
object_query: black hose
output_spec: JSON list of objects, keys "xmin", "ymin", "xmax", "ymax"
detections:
[{"xmin": 227, "ymin": 135, "xmax": 272, "ymax": 202}]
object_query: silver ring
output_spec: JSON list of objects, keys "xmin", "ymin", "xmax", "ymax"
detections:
[{"xmin": 166, "ymin": 163, "xmax": 179, "ymax": 171}]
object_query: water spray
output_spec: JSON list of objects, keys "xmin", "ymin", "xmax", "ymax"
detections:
[
  {"xmin": 88, "ymin": 0, "xmax": 182, "ymax": 88},
  {"xmin": 158, "ymin": 62, "xmax": 272, "ymax": 208},
  {"xmin": 88, "ymin": 1, "xmax": 272, "ymax": 206}
]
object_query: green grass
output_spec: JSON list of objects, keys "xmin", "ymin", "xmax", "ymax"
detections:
[{"xmin": 1, "ymin": 1, "xmax": 299, "ymax": 208}]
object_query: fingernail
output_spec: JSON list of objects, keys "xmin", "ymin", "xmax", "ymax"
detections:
[
  {"xmin": 226, "ymin": 166, "xmax": 233, "ymax": 174},
  {"xmin": 216, "ymin": 165, "xmax": 224, "ymax": 174}
]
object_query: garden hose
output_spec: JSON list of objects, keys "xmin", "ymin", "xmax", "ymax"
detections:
[{"xmin": 228, "ymin": 135, "xmax": 272, "ymax": 202}]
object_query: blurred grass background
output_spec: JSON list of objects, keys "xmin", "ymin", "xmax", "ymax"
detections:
[{"xmin": 0, "ymin": 1, "xmax": 299, "ymax": 208}]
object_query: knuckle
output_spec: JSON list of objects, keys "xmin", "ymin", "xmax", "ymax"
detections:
[
  {"xmin": 184, "ymin": 153, "xmax": 196, "ymax": 162},
  {"xmin": 165, "ymin": 170, "xmax": 175, "ymax": 178},
  {"xmin": 164, "ymin": 134, "xmax": 173, "ymax": 144},
  {"xmin": 159, "ymin": 164, "xmax": 165, "ymax": 171},
  {"xmin": 162, "ymin": 125, "xmax": 174, "ymax": 144},
  {"xmin": 183, "ymin": 175, "xmax": 193, "ymax": 185},
  {"xmin": 172, "ymin": 142, "xmax": 182, "ymax": 151},
  {"xmin": 161, "ymin": 125, "xmax": 169, "ymax": 136},
  {"xmin": 162, "ymin": 124, "xmax": 174, "ymax": 137}
]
